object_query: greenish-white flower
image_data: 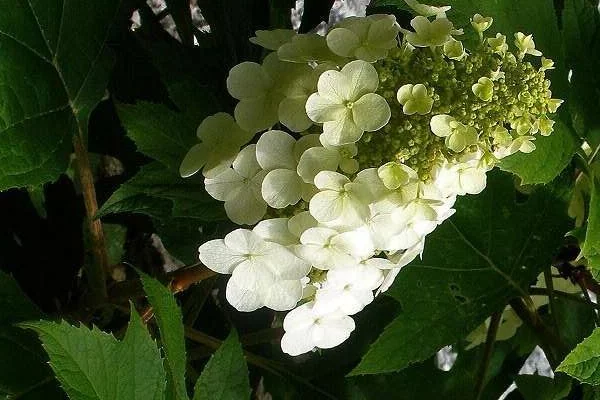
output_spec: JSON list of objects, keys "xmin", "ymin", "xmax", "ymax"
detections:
[
  {"xmin": 396, "ymin": 83, "xmax": 434, "ymax": 115},
  {"xmin": 402, "ymin": 16, "xmax": 461, "ymax": 48},
  {"xmin": 471, "ymin": 77, "xmax": 494, "ymax": 102},
  {"xmin": 470, "ymin": 14, "xmax": 493, "ymax": 34},
  {"xmin": 487, "ymin": 33, "xmax": 508, "ymax": 55},
  {"xmin": 540, "ymin": 57, "xmax": 555, "ymax": 72},
  {"xmin": 537, "ymin": 115, "xmax": 555, "ymax": 136},
  {"xmin": 377, "ymin": 162, "xmax": 416, "ymax": 190},
  {"xmin": 204, "ymin": 145, "xmax": 268, "ymax": 225},
  {"xmin": 514, "ymin": 32, "xmax": 542, "ymax": 57},
  {"xmin": 249, "ymin": 29, "xmax": 295, "ymax": 50},
  {"xmin": 509, "ymin": 135, "xmax": 536, "ymax": 154},
  {"xmin": 430, "ymin": 114, "xmax": 479, "ymax": 152},
  {"xmin": 326, "ymin": 14, "xmax": 400, "ymax": 62},
  {"xmin": 547, "ymin": 98, "xmax": 564, "ymax": 113},
  {"xmin": 180, "ymin": 113, "xmax": 254, "ymax": 178},
  {"xmin": 278, "ymin": 33, "xmax": 344, "ymax": 64},
  {"xmin": 443, "ymin": 38, "xmax": 466, "ymax": 60},
  {"xmin": 297, "ymin": 143, "xmax": 358, "ymax": 184},
  {"xmin": 305, "ymin": 60, "xmax": 391, "ymax": 146},
  {"xmin": 403, "ymin": 0, "xmax": 450, "ymax": 17}
]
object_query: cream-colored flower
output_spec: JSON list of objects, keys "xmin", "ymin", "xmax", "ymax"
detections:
[{"xmin": 396, "ymin": 83, "xmax": 434, "ymax": 115}]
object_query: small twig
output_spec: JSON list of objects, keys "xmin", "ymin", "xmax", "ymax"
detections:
[
  {"xmin": 544, "ymin": 267, "xmax": 560, "ymax": 334},
  {"xmin": 578, "ymin": 282, "xmax": 600, "ymax": 326},
  {"xmin": 241, "ymin": 327, "xmax": 285, "ymax": 346},
  {"xmin": 184, "ymin": 327, "xmax": 338, "ymax": 400},
  {"xmin": 474, "ymin": 311, "xmax": 502, "ymax": 400},
  {"xmin": 529, "ymin": 287, "xmax": 600, "ymax": 309},
  {"xmin": 509, "ymin": 297, "xmax": 566, "ymax": 367},
  {"xmin": 73, "ymin": 133, "xmax": 109, "ymax": 302}
]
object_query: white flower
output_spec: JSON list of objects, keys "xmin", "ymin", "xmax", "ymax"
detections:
[
  {"xmin": 305, "ymin": 60, "xmax": 391, "ymax": 146},
  {"xmin": 471, "ymin": 77, "xmax": 494, "ymax": 102},
  {"xmin": 204, "ymin": 145, "xmax": 267, "ymax": 225},
  {"xmin": 326, "ymin": 15, "xmax": 400, "ymax": 62},
  {"xmin": 508, "ymin": 135, "xmax": 536, "ymax": 154},
  {"xmin": 487, "ymin": 33, "xmax": 508, "ymax": 55},
  {"xmin": 314, "ymin": 264, "xmax": 384, "ymax": 315},
  {"xmin": 540, "ymin": 57, "xmax": 555, "ymax": 72},
  {"xmin": 180, "ymin": 113, "xmax": 253, "ymax": 178},
  {"xmin": 278, "ymin": 33, "xmax": 344, "ymax": 64},
  {"xmin": 198, "ymin": 229, "xmax": 310, "ymax": 311},
  {"xmin": 388, "ymin": 199, "xmax": 439, "ymax": 249},
  {"xmin": 402, "ymin": 16, "xmax": 461, "ymax": 48},
  {"xmin": 443, "ymin": 38, "xmax": 466, "ymax": 60},
  {"xmin": 470, "ymin": 14, "xmax": 493, "ymax": 34},
  {"xmin": 227, "ymin": 53, "xmax": 311, "ymax": 133},
  {"xmin": 280, "ymin": 301, "xmax": 355, "ymax": 356},
  {"xmin": 249, "ymin": 29, "xmax": 295, "ymax": 50},
  {"xmin": 256, "ymin": 130, "xmax": 318, "ymax": 208},
  {"xmin": 396, "ymin": 83, "xmax": 434, "ymax": 115},
  {"xmin": 296, "ymin": 227, "xmax": 375, "ymax": 269},
  {"xmin": 309, "ymin": 171, "xmax": 372, "ymax": 228},
  {"xmin": 403, "ymin": 0, "xmax": 450, "ymax": 17},
  {"xmin": 514, "ymin": 32, "xmax": 542, "ymax": 58},
  {"xmin": 430, "ymin": 114, "xmax": 479, "ymax": 152},
  {"xmin": 297, "ymin": 143, "xmax": 358, "ymax": 184},
  {"xmin": 253, "ymin": 218, "xmax": 298, "ymax": 246},
  {"xmin": 378, "ymin": 242, "xmax": 424, "ymax": 293}
]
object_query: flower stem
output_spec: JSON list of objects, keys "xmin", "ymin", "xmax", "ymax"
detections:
[{"xmin": 474, "ymin": 311, "xmax": 502, "ymax": 400}]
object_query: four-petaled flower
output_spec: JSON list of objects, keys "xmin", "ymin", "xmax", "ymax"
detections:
[
  {"xmin": 198, "ymin": 229, "xmax": 310, "ymax": 311},
  {"xmin": 402, "ymin": 16, "xmax": 461, "ymax": 48},
  {"xmin": 472, "ymin": 77, "xmax": 494, "ymax": 102},
  {"xmin": 305, "ymin": 60, "xmax": 391, "ymax": 146},
  {"xmin": 180, "ymin": 113, "xmax": 254, "ymax": 178},
  {"xmin": 326, "ymin": 14, "xmax": 400, "ymax": 62},
  {"xmin": 430, "ymin": 114, "xmax": 479, "ymax": 152},
  {"xmin": 396, "ymin": 83, "xmax": 434, "ymax": 115},
  {"xmin": 470, "ymin": 14, "xmax": 493, "ymax": 34},
  {"xmin": 514, "ymin": 32, "xmax": 542, "ymax": 58}
]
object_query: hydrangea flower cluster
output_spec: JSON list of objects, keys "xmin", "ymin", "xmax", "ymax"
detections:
[{"xmin": 181, "ymin": 1, "xmax": 561, "ymax": 356}]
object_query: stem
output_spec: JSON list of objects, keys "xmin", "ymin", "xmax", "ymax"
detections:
[
  {"xmin": 509, "ymin": 297, "xmax": 565, "ymax": 367},
  {"xmin": 474, "ymin": 311, "xmax": 502, "ymax": 400},
  {"xmin": 578, "ymin": 281, "xmax": 600, "ymax": 326},
  {"xmin": 529, "ymin": 287, "xmax": 600, "ymax": 309},
  {"xmin": 184, "ymin": 327, "xmax": 337, "ymax": 400},
  {"xmin": 544, "ymin": 267, "xmax": 560, "ymax": 334},
  {"xmin": 73, "ymin": 134, "xmax": 108, "ymax": 302}
]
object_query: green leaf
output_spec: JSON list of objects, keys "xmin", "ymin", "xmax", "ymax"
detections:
[
  {"xmin": 104, "ymin": 224, "xmax": 127, "ymax": 267},
  {"xmin": 21, "ymin": 306, "xmax": 166, "ymax": 400},
  {"xmin": 500, "ymin": 120, "xmax": 578, "ymax": 185},
  {"xmin": 139, "ymin": 271, "xmax": 189, "ymax": 400},
  {"xmin": 351, "ymin": 171, "xmax": 571, "ymax": 375},
  {"xmin": 584, "ymin": 176, "xmax": 600, "ymax": 271},
  {"xmin": 193, "ymin": 329, "xmax": 251, "ymax": 400},
  {"xmin": 515, "ymin": 374, "xmax": 571, "ymax": 400},
  {"xmin": 98, "ymin": 162, "xmax": 224, "ymax": 221},
  {"xmin": 0, "ymin": 0, "xmax": 121, "ymax": 190},
  {"xmin": 0, "ymin": 271, "xmax": 63, "ymax": 399},
  {"xmin": 557, "ymin": 327, "xmax": 600, "ymax": 385}
]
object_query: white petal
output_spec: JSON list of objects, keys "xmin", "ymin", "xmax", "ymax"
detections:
[
  {"xmin": 253, "ymin": 218, "xmax": 297, "ymax": 246},
  {"xmin": 250, "ymin": 29, "xmax": 295, "ymax": 50},
  {"xmin": 342, "ymin": 60, "xmax": 379, "ymax": 100},
  {"xmin": 224, "ymin": 188, "xmax": 267, "ymax": 225},
  {"xmin": 256, "ymin": 130, "xmax": 297, "ymax": 170},
  {"xmin": 314, "ymin": 170, "xmax": 349, "ymax": 190},
  {"xmin": 322, "ymin": 115, "xmax": 364, "ymax": 146},
  {"xmin": 305, "ymin": 93, "xmax": 347, "ymax": 123},
  {"xmin": 261, "ymin": 169, "xmax": 303, "ymax": 208},
  {"xmin": 180, "ymin": 144, "xmax": 208, "ymax": 178},
  {"xmin": 288, "ymin": 212, "xmax": 318, "ymax": 238},
  {"xmin": 279, "ymin": 97, "xmax": 313, "ymax": 132},
  {"xmin": 297, "ymin": 147, "xmax": 340, "ymax": 184},
  {"xmin": 309, "ymin": 191, "xmax": 345, "ymax": 223},
  {"xmin": 226, "ymin": 262, "xmax": 275, "ymax": 311},
  {"xmin": 227, "ymin": 62, "xmax": 271, "ymax": 99},
  {"xmin": 205, "ymin": 169, "xmax": 243, "ymax": 201},
  {"xmin": 198, "ymin": 239, "xmax": 244, "ymax": 274},
  {"xmin": 262, "ymin": 244, "xmax": 311, "ymax": 279},
  {"xmin": 264, "ymin": 280, "xmax": 303, "ymax": 311},
  {"xmin": 459, "ymin": 168, "xmax": 487, "ymax": 194},
  {"xmin": 430, "ymin": 114, "xmax": 454, "ymax": 137},
  {"xmin": 352, "ymin": 93, "xmax": 391, "ymax": 132},
  {"xmin": 331, "ymin": 229, "xmax": 375, "ymax": 260},
  {"xmin": 281, "ymin": 329, "xmax": 316, "ymax": 356},
  {"xmin": 234, "ymin": 96, "xmax": 280, "ymax": 133},
  {"xmin": 316, "ymin": 69, "xmax": 352, "ymax": 102},
  {"xmin": 232, "ymin": 144, "xmax": 261, "ymax": 178},
  {"xmin": 311, "ymin": 313, "xmax": 355, "ymax": 349},
  {"xmin": 326, "ymin": 27, "xmax": 360, "ymax": 57},
  {"xmin": 224, "ymin": 229, "xmax": 266, "ymax": 254}
]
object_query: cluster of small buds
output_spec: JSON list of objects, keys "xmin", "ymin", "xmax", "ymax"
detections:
[{"xmin": 180, "ymin": 0, "xmax": 561, "ymax": 356}]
